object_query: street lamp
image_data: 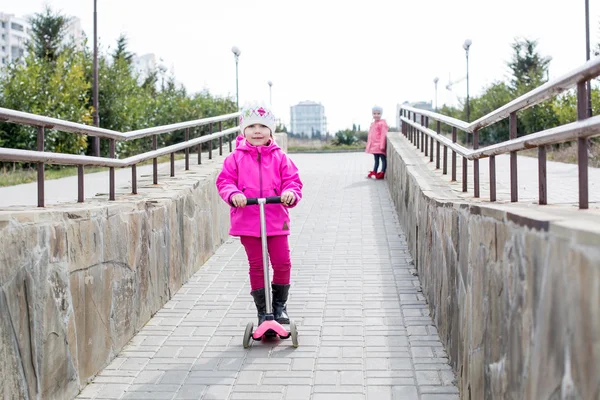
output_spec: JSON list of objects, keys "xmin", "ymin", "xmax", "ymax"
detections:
[
  {"xmin": 433, "ymin": 77, "xmax": 439, "ymax": 112},
  {"xmin": 267, "ymin": 80, "xmax": 273, "ymax": 106},
  {"xmin": 463, "ymin": 39, "xmax": 472, "ymax": 144},
  {"xmin": 92, "ymin": 0, "xmax": 100, "ymax": 156},
  {"xmin": 585, "ymin": 0, "xmax": 592, "ymax": 117},
  {"xmin": 231, "ymin": 46, "xmax": 241, "ymax": 110}
]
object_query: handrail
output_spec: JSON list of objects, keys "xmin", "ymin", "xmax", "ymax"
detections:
[
  {"xmin": 400, "ymin": 106, "xmax": 470, "ymax": 131},
  {"xmin": 0, "ymin": 107, "xmax": 241, "ymax": 140},
  {"xmin": 401, "ymin": 117, "xmax": 469, "ymax": 157},
  {"xmin": 469, "ymin": 115, "xmax": 600, "ymax": 159},
  {"xmin": 401, "ymin": 115, "xmax": 600, "ymax": 160},
  {"xmin": 0, "ymin": 107, "xmax": 123, "ymax": 140},
  {"xmin": 468, "ymin": 57, "xmax": 600, "ymax": 132},
  {"xmin": 124, "ymin": 113, "xmax": 240, "ymax": 140},
  {"xmin": 399, "ymin": 56, "xmax": 599, "ymax": 209},
  {"xmin": 0, "ymin": 106, "xmax": 242, "ymax": 207},
  {"xmin": 402, "ymin": 57, "xmax": 600, "ymax": 134},
  {"xmin": 0, "ymin": 127, "xmax": 239, "ymax": 168}
]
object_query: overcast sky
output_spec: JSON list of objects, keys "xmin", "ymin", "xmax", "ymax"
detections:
[{"xmin": 5, "ymin": 0, "xmax": 599, "ymax": 132}]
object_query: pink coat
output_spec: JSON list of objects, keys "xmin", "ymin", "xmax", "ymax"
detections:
[
  {"xmin": 216, "ymin": 136, "xmax": 303, "ymax": 237},
  {"xmin": 365, "ymin": 119, "xmax": 389, "ymax": 154}
]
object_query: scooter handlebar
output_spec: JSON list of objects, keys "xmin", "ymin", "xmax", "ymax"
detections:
[{"xmin": 246, "ymin": 196, "xmax": 282, "ymax": 205}]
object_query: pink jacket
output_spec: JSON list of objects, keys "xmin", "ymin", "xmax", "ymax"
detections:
[
  {"xmin": 365, "ymin": 119, "xmax": 389, "ymax": 154},
  {"xmin": 216, "ymin": 136, "xmax": 303, "ymax": 237}
]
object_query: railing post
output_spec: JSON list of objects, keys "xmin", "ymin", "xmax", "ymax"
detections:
[
  {"xmin": 423, "ymin": 116, "xmax": 428, "ymax": 155},
  {"xmin": 451, "ymin": 127, "xmax": 457, "ymax": 181},
  {"xmin": 209, "ymin": 123, "xmax": 213, "ymax": 160},
  {"xmin": 436, "ymin": 121, "xmax": 441, "ymax": 169},
  {"xmin": 35, "ymin": 126, "xmax": 45, "ymax": 207},
  {"xmin": 429, "ymin": 128, "xmax": 434, "ymax": 163},
  {"xmin": 411, "ymin": 115, "xmax": 414, "ymax": 144},
  {"xmin": 538, "ymin": 146, "xmax": 546, "ymax": 205},
  {"xmin": 170, "ymin": 153, "xmax": 175, "ymax": 177},
  {"xmin": 509, "ymin": 112, "xmax": 518, "ymax": 202},
  {"xmin": 219, "ymin": 121, "xmax": 223, "ymax": 156},
  {"xmin": 490, "ymin": 156, "xmax": 496, "ymax": 202},
  {"xmin": 473, "ymin": 129, "xmax": 479, "ymax": 198},
  {"xmin": 577, "ymin": 81, "xmax": 589, "ymax": 209},
  {"xmin": 78, "ymin": 166, "xmax": 84, "ymax": 202},
  {"xmin": 153, "ymin": 135, "xmax": 158, "ymax": 185},
  {"xmin": 185, "ymin": 127, "xmax": 190, "ymax": 170},
  {"xmin": 109, "ymin": 139, "xmax": 115, "ymax": 201},
  {"xmin": 421, "ymin": 115, "xmax": 429, "ymax": 156},
  {"xmin": 419, "ymin": 115, "xmax": 424, "ymax": 149},
  {"xmin": 198, "ymin": 127, "xmax": 202, "ymax": 165},
  {"xmin": 462, "ymin": 155, "xmax": 468, "ymax": 192},
  {"xmin": 132, "ymin": 164, "xmax": 137, "ymax": 194}
]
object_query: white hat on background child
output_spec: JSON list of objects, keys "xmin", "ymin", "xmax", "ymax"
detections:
[
  {"xmin": 372, "ymin": 105, "xmax": 383, "ymax": 113},
  {"xmin": 240, "ymin": 102, "xmax": 277, "ymax": 134}
]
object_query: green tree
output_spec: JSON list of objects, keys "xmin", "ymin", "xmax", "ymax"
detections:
[
  {"xmin": 469, "ymin": 82, "xmax": 513, "ymax": 144},
  {"xmin": 113, "ymin": 35, "xmax": 134, "ymax": 64},
  {"xmin": 508, "ymin": 38, "xmax": 558, "ymax": 136},
  {"xmin": 27, "ymin": 6, "xmax": 71, "ymax": 62},
  {"xmin": 0, "ymin": 49, "xmax": 92, "ymax": 157},
  {"xmin": 332, "ymin": 129, "xmax": 357, "ymax": 146},
  {"xmin": 508, "ymin": 38, "xmax": 551, "ymax": 91}
]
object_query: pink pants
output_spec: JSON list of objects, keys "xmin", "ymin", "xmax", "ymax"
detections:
[{"xmin": 240, "ymin": 235, "xmax": 291, "ymax": 291}]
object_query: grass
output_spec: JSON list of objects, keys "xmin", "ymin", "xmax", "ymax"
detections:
[
  {"xmin": 0, "ymin": 153, "xmax": 186, "ymax": 188},
  {"xmin": 287, "ymin": 138, "xmax": 365, "ymax": 153}
]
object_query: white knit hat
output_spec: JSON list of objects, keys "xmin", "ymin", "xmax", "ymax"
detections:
[
  {"xmin": 372, "ymin": 105, "xmax": 383, "ymax": 113},
  {"xmin": 239, "ymin": 102, "xmax": 276, "ymax": 134}
]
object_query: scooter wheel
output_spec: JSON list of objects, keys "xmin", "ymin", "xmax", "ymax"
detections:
[
  {"xmin": 290, "ymin": 321, "xmax": 299, "ymax": 348},
  {"xmin": 243, "ymin": 322, "xmax": 254, "ymax": 349}
]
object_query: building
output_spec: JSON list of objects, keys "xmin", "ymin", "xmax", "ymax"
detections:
[
  {"xmin": 0, "ymin": 13, "xmax": 29, "ymax": 67},
  {"xmin": 132, "ymin": 53, "xmax": 158, "ymax": 82},
  {"xmin": 290, "ymin": 101, "xmax": 327, "ymax": 138},
  {"xmin": 63, "ymin": 16, "xmax": 85, "ymax": 50}
]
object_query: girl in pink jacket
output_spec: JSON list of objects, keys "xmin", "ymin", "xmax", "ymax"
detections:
[
  {"xmin": 365, "ymin": 105, "xmax": 389, "ymax": 179},
  {"xmin": 216, "ymin": 103, "xmax": 303, "ymax": 326}
]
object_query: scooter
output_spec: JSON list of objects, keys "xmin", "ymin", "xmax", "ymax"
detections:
[{"xmin": 242, "ymin": 196, "xmax": 299, "ymax": 349}]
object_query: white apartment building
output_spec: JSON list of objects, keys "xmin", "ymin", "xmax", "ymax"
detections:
[
  {"xmin": 0, "ymin": 13, "xmax": 28, "ymax": 66},
  {"xmin": 64, "ymin": 16, "xmax": 85, "ymax": 49},
  {"xmin": 132, "ymin": 53, "xmax": 157, "ymax": 81},
  {"xmin": 290, "ymin": 101, "xmax": 327, "ymax": 138},
  {"xmin": 0, "ymin": 12, "xmax": 85, "ymax": 68}
]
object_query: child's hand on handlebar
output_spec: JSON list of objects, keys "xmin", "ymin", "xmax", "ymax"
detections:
[
  {"xmin": 231, "ymin": 193, "xmax": 247, "ymax": 207},
  {"xmin": 281, "ymin": 191, "xmax": 295, "ymax": 206}
]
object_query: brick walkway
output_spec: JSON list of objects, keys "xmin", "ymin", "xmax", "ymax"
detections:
[{"xmin": 76, "ymin": 152, "xmax": 458, "ymax": 400}]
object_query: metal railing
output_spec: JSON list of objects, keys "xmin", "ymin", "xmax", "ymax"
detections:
[
  {"xmin": 0, "ymin": 107, "xmax": 241, "ymax": 207},
  {"xmin": 400, "ymin": 57, "xmax": 600, "ymax": 209}
]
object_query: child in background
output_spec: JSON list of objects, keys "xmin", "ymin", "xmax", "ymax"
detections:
[{"xmin": 365, "ymin": 105, "xmax": 389, "ymax": 179}]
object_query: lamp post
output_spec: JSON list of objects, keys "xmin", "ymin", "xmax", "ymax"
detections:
[
  {"xmin": 585, "ymin": 0, "xmax": 592, "ymax": 117},
  {"xmin": 433, "ymin": 77, "xmax": 439, "ymax": 112},
  {"xmin": 268, "ymin": 80, "xmax": 273, "ymax": 106},
  {"xmin": 92, "ymin": 0, "xmax": 100, "ymax": 156},
  {"xmin": 463, "ymin": 39, "xmax": 472, "ymax": 144},
  {"xmin": 231, "ymin": 46, "xmax": 241, "ymax": 110}
]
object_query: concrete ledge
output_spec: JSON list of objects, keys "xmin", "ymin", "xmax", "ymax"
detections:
[
  {"xmin": 0, "ymin": 134, "xmax": 287, "ymax": 399},
  {"xmin": 386, "ymin": 133, "xmax": 600, "ymax": 399}
]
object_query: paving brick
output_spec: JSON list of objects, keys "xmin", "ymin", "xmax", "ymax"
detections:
[{"xmin": 75, "ymin": 153, "xmax": 459, "ymax": 400}]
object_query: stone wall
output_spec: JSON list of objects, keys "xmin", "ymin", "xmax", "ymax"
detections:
[
  {"xmin": 0, "ymin": 134, "xmax": 288, "ymax": 400},
  {"xmin": 386, "ymin": 133, "xmax": 600, "ymax": 399}
]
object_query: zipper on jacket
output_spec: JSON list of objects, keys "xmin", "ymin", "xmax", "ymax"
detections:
[{"xmin": 257, "ymin": 151, "xmax": 263, "ymax": 197}]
